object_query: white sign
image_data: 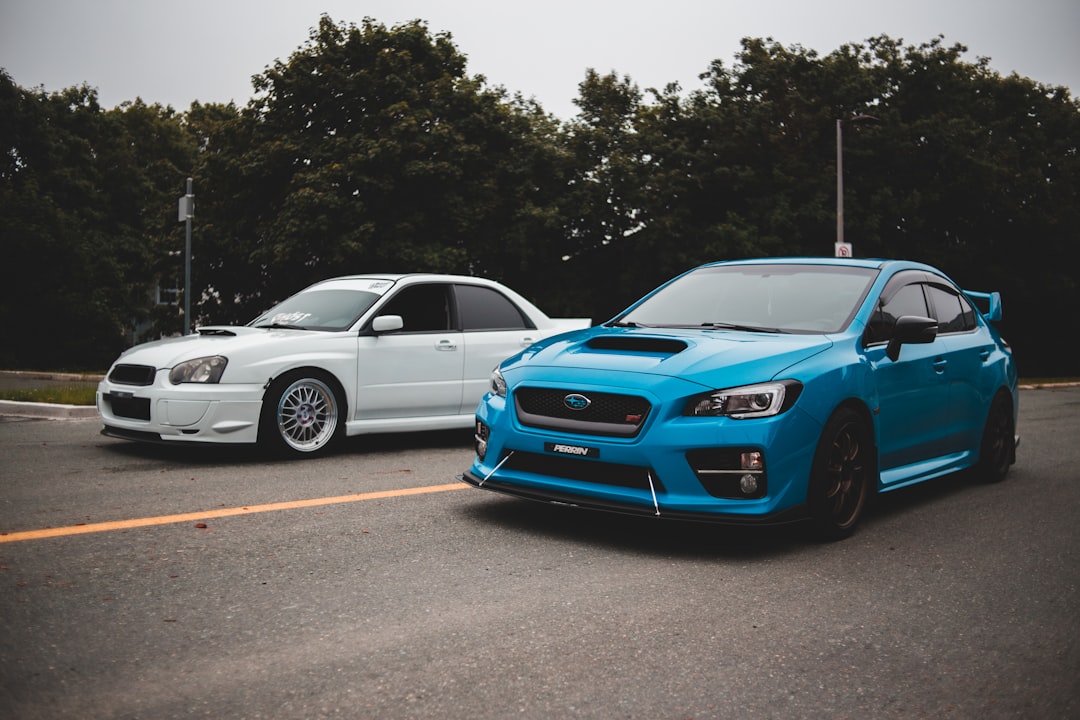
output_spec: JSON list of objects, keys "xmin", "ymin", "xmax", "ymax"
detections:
[
  {"xmin": 177, "ymin": 195, "xmax": 193, "ymax": 222},
  {"xmin": 834, "ymin": 242, "xmax": 853, "ymax": 258}
]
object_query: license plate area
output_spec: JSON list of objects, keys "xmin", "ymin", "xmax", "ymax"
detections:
[{"xmin": 545, "ymin": 442, "xmax": 599, "ymax": 459}]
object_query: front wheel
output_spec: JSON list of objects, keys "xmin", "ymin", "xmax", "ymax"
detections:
[
  {"xmin": 260, "ymin": 371, "xmax": 343, "ymax": 457},
  {"xmin": 808, "ymin": 408, "xmax": 875, "ymax": 541}
]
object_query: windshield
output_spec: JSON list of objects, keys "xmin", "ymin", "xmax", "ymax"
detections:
[
  {"xmin": 249, "ymin": 288, "xmax": 382, "ymax": 331},
  {"xmin": 617, "ymin": 264, "xmax": 878, "ymax": 334}
]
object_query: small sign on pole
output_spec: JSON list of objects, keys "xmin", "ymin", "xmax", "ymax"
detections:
[
  {"xmin": 834, "ymin": 242, "xmax": 853, "ymax": 258},
  {"xmin": 177, "ymin": 195, "xmax": 193, "ymax": 222}
]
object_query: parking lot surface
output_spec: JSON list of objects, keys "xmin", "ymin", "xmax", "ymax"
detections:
[{"xmin": 1, "ymin": 388, "xmax": 1078, "ymax": 719}]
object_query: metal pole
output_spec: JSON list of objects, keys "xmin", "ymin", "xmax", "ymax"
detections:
[
  {"xmin": 836, "ymin": 119, "xmax": 844, "ymax": 247},
  {"xmin": 184, "ymin": 177, "xmax": 193, "ymax": 334}
]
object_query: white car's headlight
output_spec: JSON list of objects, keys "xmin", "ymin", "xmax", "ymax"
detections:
[
  {"xmin": 169, "ymin": 356, "xmax": 228, "ymax": 384},
  {"xmin": 490, "ymin": 368, "xmax": 507, "ymax": 397},
  {"xmin": 684, "ymin": 380, "xmax": 801, "ymax": 419}
]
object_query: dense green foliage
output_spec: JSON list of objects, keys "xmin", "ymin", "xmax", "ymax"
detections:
[{"xmin": 2, "ymin": 17, "xmax": 1077, "ymax": 374}]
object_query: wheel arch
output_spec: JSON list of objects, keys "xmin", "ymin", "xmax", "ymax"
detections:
[
  {"xmin": 825, "ymin": 397, "xmax": 880, "ymax": 482},
  {"xmin": 262, "ymin": 365, "xmax": 350, "ymax": 419}
]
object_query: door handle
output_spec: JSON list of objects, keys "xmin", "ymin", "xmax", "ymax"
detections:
[
  {"xmin": 435, "ymin": 339, "xmax": 457, "ymax": 351},
  {"xmin": 932, "ymin": 358, "xmax": 947, "ymax": 373}
]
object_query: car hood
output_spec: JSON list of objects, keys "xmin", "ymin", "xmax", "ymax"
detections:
[
  {"xmin": 509, "ymin": 326, "xmax": 834, "ymax": 388},
  {"xmin": 108, "ymin": 326, "xmax": 312, "ymax": 370}
]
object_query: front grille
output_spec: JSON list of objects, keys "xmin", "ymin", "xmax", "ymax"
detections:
[
  {"xmin": 104, "ymin": 394, "xmax": 151, "ymax": 420},
  {"xmin": 514, "ymin": 388, "xmax": 651, "ymax": 437},
  {"xmin": 108, "ymin": 364, "xmax": 157, "ymax": 386},
  {"xmin": 504, "ymin": 451, "xmax": 664, "ymax": 493}
]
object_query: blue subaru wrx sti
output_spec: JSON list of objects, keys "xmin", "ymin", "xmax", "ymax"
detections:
[{"xmin": 461, "ymin": 258, "xmax": 1018, "ymax": 539}]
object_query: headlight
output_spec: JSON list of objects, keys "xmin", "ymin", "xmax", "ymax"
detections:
[
  {"xmin": 169, "ymin": 356, "xmax": 228, "ymax": 384},
  {"xmin": 684, "ymin": 380, "xmax": 801, "ymax": 419},
  {"xmin": 490, "ymin": 368, "xmax": 507, "ymax": 397}
]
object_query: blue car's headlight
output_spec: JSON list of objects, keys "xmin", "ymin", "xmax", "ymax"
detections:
[
  {"xmin": 169, "ymin": 356, "xmax": 228, "ymax": 384},
  {"xmin": 684, "ymin": 380, "xmax": 802, "ymax": 419},
  {"xmin": 490, "ymin": 367, "xmax": 507, "ymax": 397}
]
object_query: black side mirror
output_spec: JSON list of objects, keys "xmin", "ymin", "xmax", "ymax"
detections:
[{"xmin": 886, "ymin": 315, "xmax": 938, "ymax": 361}]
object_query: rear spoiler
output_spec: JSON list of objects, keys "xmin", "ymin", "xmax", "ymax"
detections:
[{"xmin": 964, "ymin": 290, "xmax": 1003, "ymax": 323}]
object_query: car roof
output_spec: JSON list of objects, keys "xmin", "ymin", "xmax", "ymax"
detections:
[
  {"xmin": 315, "ymin": 273, "xmax": 505, "ymax": 285},
  {"xmin": 695, "ymin": 257, "xmax": 947, "ymax": 274}
]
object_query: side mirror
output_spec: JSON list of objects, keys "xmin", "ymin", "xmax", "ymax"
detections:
[
  {"xmin": 371, "ymin": 315, "xmax": 404, "ymax": 333},
  {"xmin": 886, "ymin": 315, "xmax": 938, "ymax": 361}
]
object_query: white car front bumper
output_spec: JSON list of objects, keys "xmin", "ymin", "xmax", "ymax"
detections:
[{"xmin": 97, "ymin": 377, "xmax": 266, "ymax": 445}]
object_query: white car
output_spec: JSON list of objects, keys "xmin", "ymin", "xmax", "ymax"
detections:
[{"xmin": 97, "ymin": 274, "xmax": 589, "ymax": 457}]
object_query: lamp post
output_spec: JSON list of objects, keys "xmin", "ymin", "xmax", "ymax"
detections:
[
  {"xmin": 177, "ymin": 178, "xmax": 194, "ymax": 334},
  {"xmin": 835, "ymin": 114, "xmax": 878, "ymax": 257}
]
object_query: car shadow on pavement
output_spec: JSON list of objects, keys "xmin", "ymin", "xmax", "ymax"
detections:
[
  {"xmin": 459, "ymin": 494, "xmax": 813, "ymax": 560},
  {"xmin": 458, "ymin": 469, "xmax": 990, "ymax": 560},
  {"xmin": 95, "ymin": 428, "xmax": 475, "ymax": 465}
]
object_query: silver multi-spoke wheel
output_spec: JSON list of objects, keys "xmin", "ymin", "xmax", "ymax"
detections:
[{"xmin": 261, "ymin": 372, "xmax": 342, "ymax": 457}]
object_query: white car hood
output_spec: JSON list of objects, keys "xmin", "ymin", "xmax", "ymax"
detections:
[{"xmin": 111, "ymin": 326, "xmax": 306, "ymax": 371}]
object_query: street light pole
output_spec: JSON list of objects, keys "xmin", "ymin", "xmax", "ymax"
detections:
[
  {"xmin": 836, "ymin": 119, "xmax": 845, "ymax": 250},
  {"xmin": 177, "ymin": 178, "xmax": 194, "ymax": 334},
  {"xmin": 835, "ymin": 114, "xmax": 878, "ymax": 257}
]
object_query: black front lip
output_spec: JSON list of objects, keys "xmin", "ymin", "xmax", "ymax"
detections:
[{"xmin": 458, "ymin": 471, "xmax": 807, "ymax": 527}]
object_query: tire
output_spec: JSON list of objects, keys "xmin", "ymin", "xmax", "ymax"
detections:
[
  {"xmin": 975, "ymin": 391, "xmax": 1014, "ymax": 484},
  {"xmin": 260, "ymin": 371, "xmax": 343, "ymax": 458},
  {"xmin": 808, "ymin": 408, "xmax": 874, "ymax": 541}
]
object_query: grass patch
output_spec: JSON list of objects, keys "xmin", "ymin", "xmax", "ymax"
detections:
[{"xmin": 0, "ymin": 385, "xmax": 98, "ymax": 406}]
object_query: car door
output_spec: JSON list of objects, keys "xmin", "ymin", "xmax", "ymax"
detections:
[
  {"xmin": 353, "ymin": 283, "xmax": 465, "ymax": 420},
  {"xmin": 453, "ymin": 283, "xmax": 542, "ymax": 414},
  {"xmin": 864, "ymin": 277, "xmax": 952, "ymax": 481},
  {"xmin": 924, "ymin": 282, "xmax": 990, "ymax": 455}
]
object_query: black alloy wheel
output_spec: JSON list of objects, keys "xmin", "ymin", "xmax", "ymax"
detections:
[{"xmin": 808, "ymin": 408, "xmax": 874, "ymax": 541}]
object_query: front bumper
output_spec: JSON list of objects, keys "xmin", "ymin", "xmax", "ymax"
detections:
[
  {"xmin": 459, "ymin": 470, "xmax": 809, "ymax": 526},
  {"xmin": 97, "ymin": 378, "xmax": 266, "ymax": 445},
  {"xmin": 465, "ymin": 382, "xmax": 825, "ymax": 524}
]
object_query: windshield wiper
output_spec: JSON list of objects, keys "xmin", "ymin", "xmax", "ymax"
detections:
[
  {"xmin": 608, "ymin": 320, "xmax": 653, "ymax": 328},
  {"xmin": 254, "ymin": 322, "xmax": 310, "ymax": 330},
  {"xmin": 701, "ymin": 322, "xmax": 788, "ymax": 334}
]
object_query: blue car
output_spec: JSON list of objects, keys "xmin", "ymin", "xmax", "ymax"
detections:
[{"xmin": 461, "ymin": 258, "xmax": 1018, "ymax": 539}]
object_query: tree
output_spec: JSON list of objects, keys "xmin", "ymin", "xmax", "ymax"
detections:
[
  {"xmin": 192, "ymin": 15, "xmax": 569, "ymax": 324},
  {"xmin": 0, "ymin": 72, "xmax": 195, "ymax": 369}
]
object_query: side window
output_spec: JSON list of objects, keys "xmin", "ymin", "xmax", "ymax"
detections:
[
  {"xmin": 865, "ymin": 283, "xmax": 929, "ymax": 345},
  {"xmin": 926, "ymin": 284, "xmax": 976, "ymax": 334},
  {"xmin": 455, "ymin": 284, "xmax": 532, "ymax": 331},
  {"xmin": 378, "ymin": 284, "xmax": 452, "ymax": 332}
]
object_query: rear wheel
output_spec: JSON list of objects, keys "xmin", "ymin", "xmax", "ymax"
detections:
[
  {"xmin": 808, "ymin": 408, "xmax": 874, "ymax": 541},
  {"xmin": 975, "ymin": 391, "xmax": 1014, "ymax": 483},
  {"xmin": 260, "ymin": 371, "xmax": 343, "ymax": 457}
]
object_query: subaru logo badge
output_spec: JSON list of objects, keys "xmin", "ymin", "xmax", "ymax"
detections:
[{"xmin": 564, "ymin": 393, "xmax": 591, "ymax": 411}]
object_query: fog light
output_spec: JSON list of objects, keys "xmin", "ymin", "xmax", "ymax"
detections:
[
  {"xmin": 741, "ymin": 451, "xmax": 764, "ymax": 471},
  {"xmin": 474, "ymin": 421, "xmax": 489, "ymax": 460},
  {"xmin": 739, "ymin": 473, "xmax": 759, "ymax": 496}
]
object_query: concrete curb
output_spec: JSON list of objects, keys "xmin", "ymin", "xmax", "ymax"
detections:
[{"xmin": 0, "ymin": 399, "xmax": 100, "ymax": 420}]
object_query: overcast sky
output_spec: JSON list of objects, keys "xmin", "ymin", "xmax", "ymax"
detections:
[{"xmin": 2, "ymin": 0, "xmax": 1077, "ymax": 119}]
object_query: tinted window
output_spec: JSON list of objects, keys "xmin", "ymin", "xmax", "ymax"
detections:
[
  {"xmin": 865, "ymin": 283, "xmax": 929, "ymax": 345},
  {"xmin": 926, "ymin": 284, "xmax": 976, "ymax": 334},
  {"xmin": 378, "ymin": 284, "xmax": 452, "ymax": 332},
  {"xmin": 456, "ymin": 284, "xmax": 531, "ymax": 331}
]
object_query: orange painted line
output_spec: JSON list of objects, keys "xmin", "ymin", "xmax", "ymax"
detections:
[{"xmin": 0, "ymin": 482, "xmax": 468, "ymax": 543}]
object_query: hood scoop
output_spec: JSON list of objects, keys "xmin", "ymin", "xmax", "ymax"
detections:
[
  {"xmin": 586, "ymin": 335, "xmax": 688, "ymax": 355},
  {"xmin": 196, "ymin": 326, "xmax": 237, "ymax": 336}
]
